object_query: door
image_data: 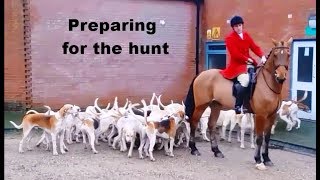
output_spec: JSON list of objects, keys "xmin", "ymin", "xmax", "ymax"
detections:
[{"xmin": 291, "ymin": 39, "xmax": 316, "ymax": 120}]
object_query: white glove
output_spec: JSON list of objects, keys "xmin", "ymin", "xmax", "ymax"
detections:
[
  {"xmin": 247, "ymin": 58, "xmax": 253, "ymax": 64},
  {"xmin": 261, "ymin": 56, "xmax": 267, "ymax": 64}
]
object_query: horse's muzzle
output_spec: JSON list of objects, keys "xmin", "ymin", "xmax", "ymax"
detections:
[{"xmin": 275, "ymin": 77, "xmax": 286, "ymax": 84}]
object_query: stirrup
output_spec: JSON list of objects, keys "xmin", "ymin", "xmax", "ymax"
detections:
[
  {"xmin": 242, "ymin": 107, "xmax": 248, "ymax": 114},
  {"xmin": 234, "ymin": 106, "xmax": 242, "ymax": 114}
]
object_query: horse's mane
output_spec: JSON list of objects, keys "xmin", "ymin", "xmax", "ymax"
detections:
[{"xmin": 265, "ymin": 48, "xmax": 273, "ymax": 60}]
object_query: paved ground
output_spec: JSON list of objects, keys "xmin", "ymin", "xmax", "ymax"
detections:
[{"xmin": 4, "ymin": 130, "xmax": 316, "ymax": 180}]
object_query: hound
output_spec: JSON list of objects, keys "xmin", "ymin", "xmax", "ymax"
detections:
[
  {"xmin": 272, "ymin": 91, "xmax": 310, "ymax": 134},
  {"xmin": 10, "ymin": 104, "xmax": 81, "ymax": 155}
]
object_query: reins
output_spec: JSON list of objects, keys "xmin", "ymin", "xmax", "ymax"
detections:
[{"xmin": 256, "ymin": 46, "xmax": 289, "ymax": 95}]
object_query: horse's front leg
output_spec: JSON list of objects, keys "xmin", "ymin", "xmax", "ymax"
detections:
[
  {"xmin": 208, "ymin": 103, "xmax": 224, "ymax": 158},
  {"xmin": 262, "ymin": 130, "xmax": 273, "ymax": 166},
  {"xmin": 262, "ymin": 114, "xmax": 276, "ymax": 167},
  {"xmin": 254, "ymin": 114, "xmax": 266, "ymax": 170}
]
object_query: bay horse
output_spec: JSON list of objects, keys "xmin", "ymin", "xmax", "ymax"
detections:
[{"xmin": 184, "ymin": 37, "xmax": 292, "ymax": 170}]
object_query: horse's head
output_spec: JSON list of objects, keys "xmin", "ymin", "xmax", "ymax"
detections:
[{"xmin": 268, "ymin": 37, "xmax": 293, "ymax": 84}]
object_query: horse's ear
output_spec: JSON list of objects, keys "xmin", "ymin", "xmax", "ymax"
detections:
[
  {"xmin": 287, "ymin": 37, "xmax": 293, "ymax": 46},
  {"xmin": 271, "ymin": 38, "xmax": 278, "ymax": 46}
]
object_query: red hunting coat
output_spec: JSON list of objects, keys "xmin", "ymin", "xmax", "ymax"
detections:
[{"xmin": 220, "ymin": 31, "xmax": 264, "ymax": 79}]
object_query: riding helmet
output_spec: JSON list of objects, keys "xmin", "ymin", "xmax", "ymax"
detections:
[{"xmin": 230, "ymin": 16, "xmax": 244, "ymax": 27}]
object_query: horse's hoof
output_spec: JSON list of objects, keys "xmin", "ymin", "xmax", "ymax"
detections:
[
  {"xmin": 191, "ymin": 150, "xmax": 201, "ymax": 156},
  {"xmin": 264, "ymin": 161, "xmax": 274, "ymax": 167},
  {"xmin": 255, "ymin": 163, "xmax": 267, "ymax": 170},
  {"xmin": 214, "ymin": 152, "xmax": 224, "ymax": 158}
]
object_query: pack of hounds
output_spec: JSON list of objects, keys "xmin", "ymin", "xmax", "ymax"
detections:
[{"xmin": 10, "ymin": 92, "xmax": 309, "ymax": 161}]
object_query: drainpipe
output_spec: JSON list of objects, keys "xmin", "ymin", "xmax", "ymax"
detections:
[{"xmin": 195, "ymin": 0, "xmax": 201, "ymax": 75}]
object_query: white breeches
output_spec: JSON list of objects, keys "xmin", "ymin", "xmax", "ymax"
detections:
[{"xmin": 237, "ymin": 73, "xmax": 250, "ymax": 87}]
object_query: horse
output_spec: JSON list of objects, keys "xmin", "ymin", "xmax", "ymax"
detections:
[{"xmin": 184, "ymin": 37, "xmax": 292, "ymax": 170}]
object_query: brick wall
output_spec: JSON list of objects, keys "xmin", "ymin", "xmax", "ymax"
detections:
[
  {"xmin": 8, "ymin": 0, "xmax": 313, "ymax": 110},
  {"xmin": 4, "ymin": 0, "xmax": 26, "ymax": 110},
  {"xmin": 29, "ymin": 0, "xmax": 196, "ymax": 109},
  {"xmin": 201, "ymin": 0, "xmax": 316, "ymax": 99}
]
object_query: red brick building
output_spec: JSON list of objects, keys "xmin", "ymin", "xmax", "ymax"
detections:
[
  {"xmin": 200, "ymin": 0, "xmax": 316, "ymax": 100},
  {"xmin": 4, "ymin": 0, "xmax": 316, "ymax": 110}
]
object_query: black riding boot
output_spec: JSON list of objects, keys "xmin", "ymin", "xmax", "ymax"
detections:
[{"xmin": 234, "ymin": 83, "xmax": 248, "ymax": 114}]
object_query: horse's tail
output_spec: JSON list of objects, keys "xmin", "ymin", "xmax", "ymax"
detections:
[{"xmin": 184, "ymin": 76, "xmax": 197, "ymax": 120}]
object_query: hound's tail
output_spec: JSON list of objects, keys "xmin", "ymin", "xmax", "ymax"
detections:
[
  {"xmin": 94, "ymin": 98, "xmax": 105, "ymax": 114},
  {"xmin": 184, "ymin": 76, "xmax": 197, "ymax": 121},
  {"xmin": 141, "ymin": 99, "xmax": 148, "ymax": 124},
  {"xmin": 9, "ymin": 121, "xmax": 23, "ymax": 129},
  {"xmin": 156, "ymin": 94, "xmax": 166, "ymax": 110},
  {"xmin": 297, "ymin": 90, "xmax": 308, "ymax": 103},
  {"xmin": 25, "ymin": 110, "xmax": 39, "ymax": 114}
]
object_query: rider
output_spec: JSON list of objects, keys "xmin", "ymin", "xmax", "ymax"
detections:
[{"xmin": 220, "ymin": 15, "xmax": 267, "ymax": 114}]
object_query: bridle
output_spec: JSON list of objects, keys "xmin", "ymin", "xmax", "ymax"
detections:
[
  {"xmin": 258, "ymin": 46, "xmax": 290, "ymax": 94},
  {"xmin": 271, "ymin": 46, "xmax": 290, "ymax": 70}
]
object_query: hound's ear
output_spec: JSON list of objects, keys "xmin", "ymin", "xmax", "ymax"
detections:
[{"xmin": 271, "ymin": 38, "xmax": 278, "ymax": 46}]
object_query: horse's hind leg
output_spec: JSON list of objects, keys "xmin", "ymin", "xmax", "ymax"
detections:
[
  {"xmin": 189, "ymin": 105, "xmax": 207, "ymax": 156},
  {"xmin": 208, "ymin": 102, "xmax": 224, "ymax": 158}
]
